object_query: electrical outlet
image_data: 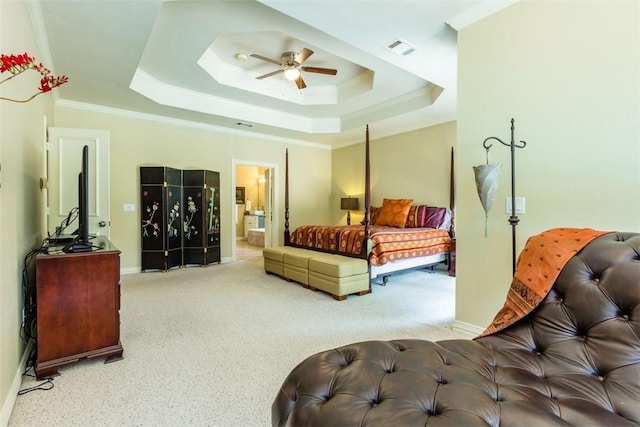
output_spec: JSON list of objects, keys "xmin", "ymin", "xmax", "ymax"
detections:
[{"xmin": 123, "ymin": 203, "xmax": 135, "ymax": 212}]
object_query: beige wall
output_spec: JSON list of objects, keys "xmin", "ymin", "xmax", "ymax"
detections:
[
  {"xmin": 331, "ymin": 122, "xmax": 456, "ymax": 225},
  {"xmin": 456, "ymin": 0, "xmax": 640, "ymax": 329},
  {"xmin": 53, "ymin": 106, "xmax": 333, "ymax": 271},
  {"xmin": 0, "ymin": 1, "xmax": 53, "ymax": 423}
]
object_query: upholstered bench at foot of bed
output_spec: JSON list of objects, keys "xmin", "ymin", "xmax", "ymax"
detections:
[
  {"xmin": 308, "ymin": 255, "xmax": 370, "ymax": 301},
  {"xmin": 263, "ymin": 246, "xmax": 287, "ymax": 276},
  {"xmin": 283, "ymin": 251, "xmax": 317, "ymax": 287},
  {"xmin": 263, "ymin": 246, "xmax": 317, "ymax": 284}
]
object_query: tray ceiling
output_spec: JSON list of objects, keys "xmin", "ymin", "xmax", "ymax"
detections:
[{"xmin": 33, "ymin": 0, "xmax": 518, "ymax": 147}]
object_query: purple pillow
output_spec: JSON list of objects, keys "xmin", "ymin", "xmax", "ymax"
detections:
[{"xmin": 423, "ymin": 207, "xmax": 446, "ymax": 229}]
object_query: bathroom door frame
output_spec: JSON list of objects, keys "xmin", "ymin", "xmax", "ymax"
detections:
[{"xmin": 231, "ymin": 159, "xmax": 279, "ymax": 261}]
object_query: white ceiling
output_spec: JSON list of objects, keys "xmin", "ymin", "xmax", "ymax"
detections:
[{"xmin": 32, "ymin": 0, "xmax": 518, "ymax": 148}]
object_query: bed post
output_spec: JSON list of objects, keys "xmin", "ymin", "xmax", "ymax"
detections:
[
  {"xmin": 364, "ymin": 125, "xmax": 372, "ymax": 290},
  {"xmin": 364, "ymin": 125, "xmax": 371, "ymax": 243},
  {"xmin": 450, "ymin": 147, "xmax": 455, "ymax": 239},
  {"xmin": 284, "ymin": 148, "xmax": 290, "ymax": 246},
  {"xmin": 362, "ymin": 125, "xmax": 371, "ymax": 262}
]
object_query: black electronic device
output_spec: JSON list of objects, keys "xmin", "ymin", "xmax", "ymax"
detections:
[
  {"xmin": 48, "ymin": 234, "xmax": 75, "ymax": 245},
  {"xmin": 63, "ymin": 145, "xmax": 93, "ymax": 253}
]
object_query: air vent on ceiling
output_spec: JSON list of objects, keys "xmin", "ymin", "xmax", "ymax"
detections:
[{"xmin": 387, "ymin": 39, "xmax": 416, "ymax": 56}]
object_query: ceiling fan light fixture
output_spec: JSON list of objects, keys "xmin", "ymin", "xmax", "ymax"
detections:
[{"xmin": 284, "ymin": 68, "xmax": 301, "ymax": 81}]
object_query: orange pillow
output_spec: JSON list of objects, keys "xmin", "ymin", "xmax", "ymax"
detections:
[{"xmin": 375, "ymin": 198, "xmax": 413, "ymax": 228}]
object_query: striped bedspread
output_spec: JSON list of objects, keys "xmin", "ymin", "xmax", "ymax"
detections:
[{"xmin": 288, "ymin": 225, "xmax": 452, "ymax": 266}]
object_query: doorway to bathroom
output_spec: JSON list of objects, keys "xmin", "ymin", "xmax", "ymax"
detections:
[{"xmin": 232, "ymin": 161, "xmax": 277, "ymax": 261}]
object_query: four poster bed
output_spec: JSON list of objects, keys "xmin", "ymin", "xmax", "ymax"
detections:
[{"xmin": 283, "ymin": 126, "xmax": 455, "ymax": 286}]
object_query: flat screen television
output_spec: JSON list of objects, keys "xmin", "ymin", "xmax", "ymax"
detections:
[{"xmin": 63, "ymin": 145, "xmax": 93, "ymax": 253}]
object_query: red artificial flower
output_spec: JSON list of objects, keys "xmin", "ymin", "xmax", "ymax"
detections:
[
  {"xmin": 1, "ymin": 51, "xmax": 68, "ymax": 102},
  {"xmin": 39, "ymin": 76, "xmax": 51, "ymax": 92},
  {"xmin": 0, "ymin": 52, "xmax": 35, "ymax": 74}
]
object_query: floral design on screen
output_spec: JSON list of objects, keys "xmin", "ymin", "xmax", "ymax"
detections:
[
  {"xmin": 168, "ymin": 201, "xmax": 180, "ymax": 238},
  {"xmin": 184, "ymin": 195, "xmax": 198, "ymax": 240},
  {"xmin": 142, "ymin": 200, "xmax": 159, "ymax": 237}
]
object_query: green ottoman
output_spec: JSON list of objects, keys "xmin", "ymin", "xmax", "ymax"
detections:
[{"xmin": 308, "ymin": 255, "xmax": 370, "ymax": 300}]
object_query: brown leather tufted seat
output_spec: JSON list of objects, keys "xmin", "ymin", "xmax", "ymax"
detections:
[{"xmin": 272, "ymin": 232, "xmax": 640, "ymax": 426}]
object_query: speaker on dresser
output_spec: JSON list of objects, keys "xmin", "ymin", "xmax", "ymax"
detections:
[
  {"xmin": 140, "ymin": 166, "xmax": 183, "ymax": 271},
  {"xmin": 182, "ymin": 169, "xmax": 221, "ymax": 266}
]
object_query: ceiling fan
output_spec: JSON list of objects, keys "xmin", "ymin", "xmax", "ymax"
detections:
[{"xmin": 250, "ymin": 48, "xmax": 338, "ymax": 90}]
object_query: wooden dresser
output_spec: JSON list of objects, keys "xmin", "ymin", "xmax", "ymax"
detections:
[{"xmin": 35, "ymin": 237, "xmax": 123, "ymax": 378}]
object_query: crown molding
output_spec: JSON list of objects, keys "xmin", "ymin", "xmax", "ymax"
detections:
[{"xmin": 55, "ymin": 99, "xmax": 332, "ymax": 150}]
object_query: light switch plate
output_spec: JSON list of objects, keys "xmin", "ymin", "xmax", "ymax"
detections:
[
  {"xmin": 123, "ymin": 203, "xmax": 135, "ymax": 212},
  {"xmin": 506, "ymin": 197, "xmax": 525, "ymax": 214}
]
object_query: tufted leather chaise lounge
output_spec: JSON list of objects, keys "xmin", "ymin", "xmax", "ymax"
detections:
[{"xmin": 272, "ymin": 231, "xmax": 640, "ymax": 426}]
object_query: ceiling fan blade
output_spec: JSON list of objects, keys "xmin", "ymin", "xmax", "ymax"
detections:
[
  {"xmin": 301, "ymin": 66, "xmax": 338, "ymax": 76},
  {"xmin": 250, "ymin": 53, "xmax": 282, "ymax": 66},
  {"xmin": 256, "ymin": 69, "xmax": 284, "ymax": 80},
  {"xmin": 295, "ymin": 48, "xmax": 314, "ymax": 64},
  {"xmin": 294, "ymin": 75, "xmax": 306, "ymax": 90}
]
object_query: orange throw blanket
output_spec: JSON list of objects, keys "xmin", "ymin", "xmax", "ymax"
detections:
[{"xmin": 479, "ymin": 228, "xmax": 610, "ymax": 337}]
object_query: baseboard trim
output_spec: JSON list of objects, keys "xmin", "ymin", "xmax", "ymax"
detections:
[
  {"xmin": 1, "ymin": 341, "xmax": 32, "ymax": 427},
  {"xmin": 121, "ymin": 267, "xmax": 140, "ymax": 275},
  {"xmin": 121, "ymin": 258, "xmax": 232, "ymax": 276},
  {"xmin": 452, "ymin": 320, "xmax": 484, "ymax": 337}
]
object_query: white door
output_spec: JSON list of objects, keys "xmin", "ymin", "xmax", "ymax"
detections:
[{"xmin": 47, "ymin": 128, "xmax": 110, "ymax": 238}]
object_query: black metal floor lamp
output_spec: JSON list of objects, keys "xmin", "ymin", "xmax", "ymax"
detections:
[{"xmin": 481, "ymin": 118, "xmax": 527, "ymax": 275}]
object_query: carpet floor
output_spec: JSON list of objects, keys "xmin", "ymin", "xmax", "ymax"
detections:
[{"xmin": 9, "ymin": 242, "xmax": 469, "ymax": 426}]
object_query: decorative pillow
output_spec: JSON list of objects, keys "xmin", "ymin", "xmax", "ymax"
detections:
[
  {"xmin": 424, "ymin": 206, "xmax": 447, "ymax": 229},
  {"xmin": 375, "ymin": 198, "xmax": 413, "ymax": 228},
  {"xmin": 405, "ymin": 205, "xmax": 449, "ymax": 228},
  {"xmin": 405, "ymin": 205, "xmax": 427, "ymax": 228},
  {"xmin": 361, "ymin": 206, "xmax": 381, "ymax": 225},
  {"xmin": 405, "ymin": 206, "xmax": 417, "ymax": 228}
]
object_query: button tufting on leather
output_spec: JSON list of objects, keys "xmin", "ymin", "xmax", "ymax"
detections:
[
  {"xmin": 395, "ymin": 343, "xmax": 408, "ymax": 352},
  {"xmin": 272, "ymin": 233, "xmax": 640, "ymax": 427}
]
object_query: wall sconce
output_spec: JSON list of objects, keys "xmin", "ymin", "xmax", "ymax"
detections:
[{"xmin": 340, "ymin": 197, "xmax": 359, "ymax": 225}]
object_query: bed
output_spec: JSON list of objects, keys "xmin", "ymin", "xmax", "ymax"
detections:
[{"xmin": 283, "ymin": 126, "xmax": 455, "ymax": 285}]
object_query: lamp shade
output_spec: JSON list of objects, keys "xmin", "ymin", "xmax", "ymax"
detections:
[
  {"xmin": 473, "ymin": 163, "xmax": 502, "ymax": 237},
  {"xmin": 340, "ymin": 197, "xmax": 359, "ymax": 210}
]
